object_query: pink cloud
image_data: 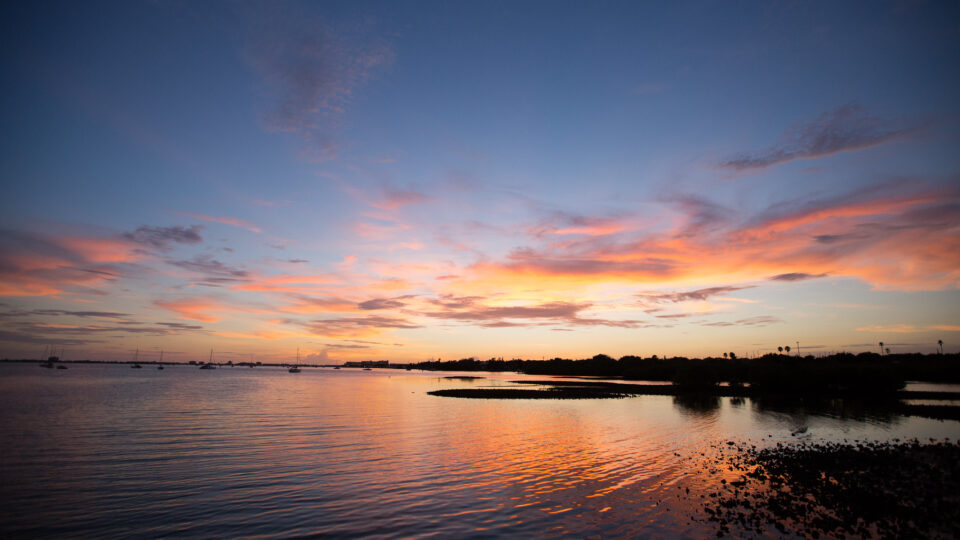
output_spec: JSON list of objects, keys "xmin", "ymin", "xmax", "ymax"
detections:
[
  {"xmin": 0, "ymin": 230, "xmax": 147, "ymax": 297},
  {"xmin": 153, "ymin": 296, "xmax": 226, "ymax": 322},
  {"xmin": 457, "ymin": 182, "xmax": 960, "ymax": 292}
]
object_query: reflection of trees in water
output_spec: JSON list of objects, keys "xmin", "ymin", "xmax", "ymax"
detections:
[
  {"xmin": 672, "ymin": 393, "xmax": 721, "ymax": 416},
  {"xmin": 750, "ymin": 395, "xmax": 900, "ymax": 424}
]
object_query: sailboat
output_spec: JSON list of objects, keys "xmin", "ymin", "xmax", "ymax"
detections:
[
  {"xmin": 199, "ymin": 349, "xmax": 216, "ymax": 369},
  {"xmin": 131, "ymin": 347, "xmax": 142, "ymax": 368},
  {"xmin": 40, "ymin": 344, "xmax": 56, "ymax": 368},
  {"xmin": 157, "ymin": 349, "xmax": 164, "ymax": 370},
  {"xmin": 289, "ymin": 347, "xmax": 301, "ymax": 373}
]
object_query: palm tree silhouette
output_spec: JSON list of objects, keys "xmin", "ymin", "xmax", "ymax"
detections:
[
  {"xmin": 785, "ymin": 345, "xmax": 791, "ymax": 354},
  {"xmin": 778, "ymin": 346, "xmax": 784, "ymax": 354},
  {"xmin": 879, "ymin": 341, "xmax": 884, "ymax": 355},
  {"xmin": 938, "ymin": 339, "xmax": 944, "ymax": 355}
]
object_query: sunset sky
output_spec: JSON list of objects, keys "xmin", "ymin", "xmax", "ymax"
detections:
[{"xmin": 2, "ymin": 1, "xmax": 958, "ymax": 363}]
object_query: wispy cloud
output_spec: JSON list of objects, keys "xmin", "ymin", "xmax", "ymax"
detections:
[
  {"xmin": 0, "ymin": 308, "xmax": 131, "ymax": 320},
  {"xmin": 369, "ymin": 188, "xmax": 431, "ymax": 211},
  {"xmin": 358, "ymin": 295, "xmax": 414, "ymax": 310},
  {"xmin": 0, "ymin": 229, "xmax": 139, "ymax": 296},
  {"xmin": 720, "ymin": 104, "xmax": 922, "ymax": 172},
  {"xmin": 528, "ymin": 211, "xmax": 628, "ymax": 238},
  {"xmin": 173, "ymin": 211, "xmax": 262, "ymax": 233},
  {"xmin": 462, "ymin": 180, "xmax": 960, "ymax": 291},
  {"xmin": 153, "ymin": 296, "xmax": 240, "ymax": 323},
  {"xmin": 769, "ymin": 272, "xmax": 828, "ymax": 282},
  {"xmin": 857, "ymin": 324, "xmax": 960, "ymax": 333},
  {"xmin": 632, "ymin": 82, "xmax": 668, "ymax": 96},
  {"xmin": 637, "ymin": 286, "xmax": 753, "ymax": 304},
  {"xmin": 702, "ymin": 316, "xmax": 782, "ymax": 327},
  {"xmin": 123, "ymin": 225, "xmax": 203, "ymax": 250},
  {"xmin": 421, "ymin": 298, "xmax": 643, "ymax": 328},
  {"xmin": 247, "ymin": 10, "xmax": 393, "ymax": 161},
  {"xmin": 0, "ymin": 317, "xmax": 206, "ymax": 349},
  {"xmin": 168, "ymin": 254, "xmax": 249, "ymax": 286},
  {"xmin": 299, "ymin": 316, "xmax": 420, "ymax": 338}
]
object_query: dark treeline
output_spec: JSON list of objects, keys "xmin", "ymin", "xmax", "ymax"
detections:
[{"xmin": 413, "ymin": 352, "xmax": 960, "ymax": 392}]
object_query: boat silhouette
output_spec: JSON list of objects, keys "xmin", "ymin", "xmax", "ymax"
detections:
[
  {"xmin": 199, "ymin": 349, "xmax": 216, "ymax": 369},
  {"xmin": 289, "ymin": 347, "xmax": 301, "ymax": 373}
]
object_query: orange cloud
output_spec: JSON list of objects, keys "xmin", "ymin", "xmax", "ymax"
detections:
[
  {"xmin": 451, "ymin": 184, "xmax": 960, "ymax": 294},
  {"xmin": 58, "ymin": 237, "xmax": 144, "ymax": 264},
  {"xmin": 233, "ymin": 273, "xmax": 343, "ymax": 293},
  {"xmin": 858, "ymin": 324, "xmax": 960, "ymax": 333},
  {"xmin": 154, "ymin": 297, "xmax": 231, "ymax": 322},
  {"xmin": 0, "ymin": 231, "xmax": 142, "ymax": 297}
]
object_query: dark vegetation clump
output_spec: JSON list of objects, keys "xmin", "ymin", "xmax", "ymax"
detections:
[
  {"xmin": 427, "ymin": 387, "xmax": 632, "ymax": 399},
  {"xmin": 413, "ymin": 353, "xmax": 960, "ymax": 391},
  {"xmin": 697, "ymin": 439, "xmax": 960, "ymax": 538}
]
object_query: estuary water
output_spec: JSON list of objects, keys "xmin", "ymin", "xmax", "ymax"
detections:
[{"xmin": 1, "ymin": 364, "xmax": 958, "ymax": 538}]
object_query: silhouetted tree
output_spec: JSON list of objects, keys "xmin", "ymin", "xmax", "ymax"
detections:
[
  {"xmin": 939, "ymin": 339, "xmax": 944, "ymax": 355},
  {"xmin": 723, "ymin": 352, "xmax": 728, "ymax": 359},
  {"xmin": 728, "ymin": 352, "xmax": 737, "ymax": 360},
  {"xmin": 879, "ymin": 341, "xmax": 884, "ymax": 355},
  {"xmin": 785, "ymin": 345, "xmax": 791, "ymax": 354},
  {"xmin": 778, "ymin": 346, "xmax": 784, "ymax": 354}
]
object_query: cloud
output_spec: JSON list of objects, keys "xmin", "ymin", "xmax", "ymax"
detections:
[
  {"xmin": 173, "ymin": 212, "xmax": 262, "ymax": 233},
  {"xmin": 358, "ymin": 296, "xmax": 414, "ymax": 310},
  {"xmin": 0, "ymin": 317, "xmax": 206, "ymax": 349},
  {"xmin": 632, "ymin": 82, "xmax": 668, "ymax": 96},
  {"xmin": 528, "ymin": 211, "xmax": 628, "ymax": 238},
  {"xmin": 153, "ymin": 296, "xmax": 231, "ymax": 322},
  {"xmin": 720, "ymin": 104, "xmax": 921, "ymax": 171},
  {"xmin": 857, "ymin": 324, "xmax": 960, "ymax": 333},
  {"xmin": 662, "ymin": 195, "xmax": 731, "ymax": 238},
  {"xmin": 123, "ymin": 225, "xmax": 204, "ymax": 250},
  {"xmin": 422, "ymin": 299, "xmax": 644, "ymax": 328},
  {"xmin": 370, "ymin": 188, "xmax": 431, "ymax": 211},
  {"xmin": 702, "ymin": 316, "xmax": 782, "ymax": 327},
  {"xmin": 769, "ymin": 272, "xmax": 828, "ymax": 282},
  {"xmin": 637, "ymin": 286, "xmax": 753, "ymax": 304},
  {"xmin": 156, "ymin": 322, "xmax": 204, "ymax": 330},
  {"xmin": 300, "ymin": 316, "xmax": 420, "ymax": 338},
  {"xmin": 463, "ymin": 181, "xmax": 960, "ymax": 292},
  {"xmin": 283, "ymin": 294, "xmax": 358, "ymax": 313},
  {"xmin": 168, "ymin": 254, "xmax": 249, "ymax": 285},
  {"xmin": 933, "ymin": 325, "xmax": 960, "ymax": 332},
  {"xmin": 0, "ymin": 229, "xmax": 138, "ymax": 296},
  {"xmin": 0, "ymin": 328, "xmax": 95, "ymax": 347},
  {"xmin": 247, "ymin": 10, "xmax": 393, "ymax": 160},
  {"xmin": 0, "ymin": 308, "xmax": 131, "ymax": 320}
]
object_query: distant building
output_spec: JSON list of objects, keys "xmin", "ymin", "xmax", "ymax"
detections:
[{"xmin": 342, "ymin": 360, "xmax": 389, "ymax": 368}]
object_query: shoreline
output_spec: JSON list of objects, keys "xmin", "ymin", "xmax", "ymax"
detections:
[{"xmin": 692, "ymin": 439, "xmax": 960, "ymax": 538}]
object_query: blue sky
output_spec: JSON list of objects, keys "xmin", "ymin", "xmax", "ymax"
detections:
[{"xmin": 1, "ymin": 1, "xmax": 958, "ymax": 362}]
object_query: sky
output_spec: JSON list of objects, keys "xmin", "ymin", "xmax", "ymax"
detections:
[{"xmin": 1, "ymin": 1, "xmax": 959, "ymax": 364}]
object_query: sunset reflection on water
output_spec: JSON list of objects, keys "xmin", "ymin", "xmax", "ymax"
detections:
[{"xmin": 2, "ymin": 364, "xmax": 958, "ymax": 537}]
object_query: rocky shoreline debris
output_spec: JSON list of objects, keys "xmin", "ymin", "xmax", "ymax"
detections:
[{"xmin": 692, "ymin": 439, "xmax": 960, "ymax": 538}]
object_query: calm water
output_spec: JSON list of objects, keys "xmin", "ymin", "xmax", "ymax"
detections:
[{"xmin": 2, "ymin": 364, "xmax": 958, "ymax": 538}]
